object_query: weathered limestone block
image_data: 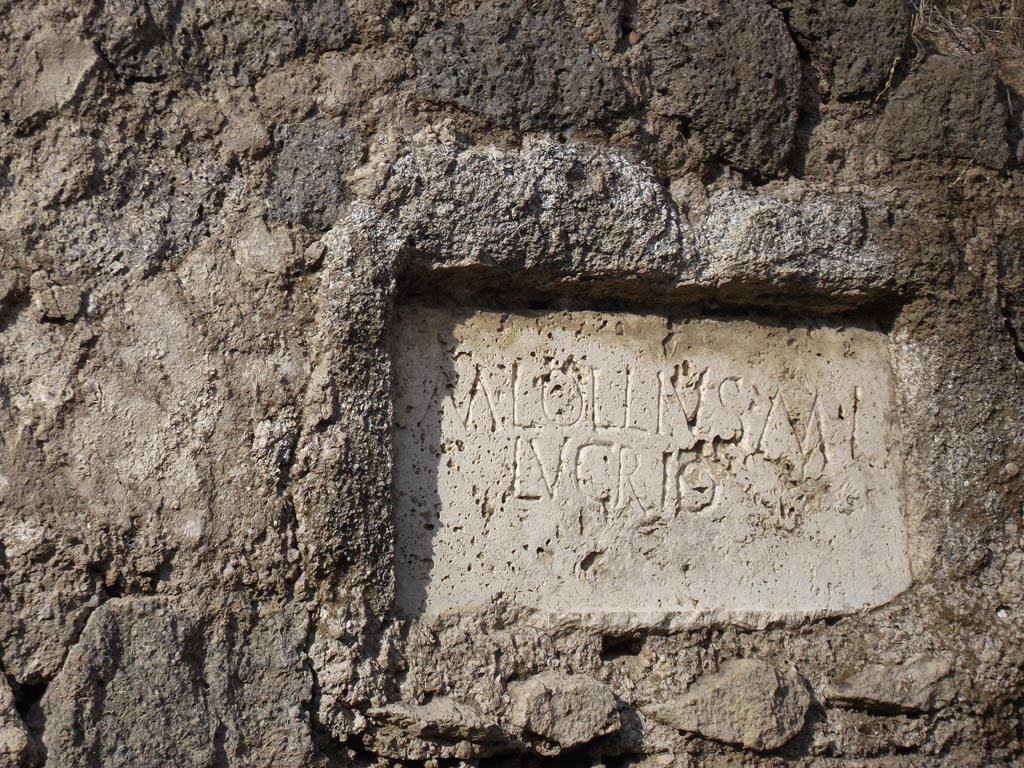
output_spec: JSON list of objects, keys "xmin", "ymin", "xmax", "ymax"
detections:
[
  {"xmin": 644, "ymin": 659, "xmax": 811, "ymax": 751},
  {"xmin": 507, "ymin": 671, "xmax": 619, "ymax": 747},
  {"xmin": 694, "ymin": 186, "xmax": 898, "ymax": 303},
  {"xmin": 368, "ymin": 138, "xmax": 898, "ymax": 305},
  {"xmin": 376, "ymin": 140, "xmax": 693, "ymax": 283},
  {"xmin": 393, "ymin": 307, "xmax": 910, "ymax": 630},
  {"xmin": 826, "ymin": 656, "xmax": 956, "ymax": 714}
]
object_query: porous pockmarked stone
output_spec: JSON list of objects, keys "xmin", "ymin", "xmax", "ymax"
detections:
[{"xmin": 393, "ymin": 307, "xmax": 911, "ymax": 628}]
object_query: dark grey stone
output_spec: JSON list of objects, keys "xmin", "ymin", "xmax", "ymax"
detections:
[
  {"xmin": 645, "ymin": 0, "xmax": 802, "ymax": 178},
  {"xmin": 877, "ymin": 55, "xmax": 1011, "ymax": 169},
  {"xmin": 266, "ymin": 118, "xmax": 365, "ymax": 232},
  {"xmin": 413, "ymin": 0, "xmax": 631, "ymax": 131}
]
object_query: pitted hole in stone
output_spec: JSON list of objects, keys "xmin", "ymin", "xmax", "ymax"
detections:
[
  {"xmin": 391, "ymin": 306, "xmax": 911, "ymax": 626},
  {"xmin": 10, "ymin": 679, "xmax": 46, "ymax": 764},
  {"xmin": 13, "ymin": 682, "xmax": 46, "ymax": 721},
  {"xmin": 602, "ymin": 634, "xmax": 645, "ymax": 662},
  {"xmin": 579, "ymin": 551, "xmax": 602, "ymax": 573}
]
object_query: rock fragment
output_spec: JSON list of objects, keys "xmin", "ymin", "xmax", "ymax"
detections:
[
  {"xmin": 316, "ymin": 50, "xmax": 411, "ymax": 118},
  {"xmin": 645, "ymin": 0, "xmax": 801, "ymax": 178},
  {"xmin": 8, "ymin": 27, "xmax": 98, "ymax": 129},
  {"xmin": 644, "ymin": 659, "xmax": 810, "ymax": 751},
  {"xmin": 877, "ymin": 55, "xmax": 1011, "ymax": 169},
  {"xmin": 85, "ymin": 0, "xmax": 354, "ymax": 84},
  {"xmin": 42, "ymin": 597, "xmax": 316, "ymax": 768},
  {"xmin": 369, "ymin": 698, "xmax": 507, "ymax": 744},
  {"xmin": 507, "ymin": 671, "xmax": 619, "ymax": 748},
  {"xmin": 827, "ymin": 656, "xmax": 955, "ymax": 714},
  {"xmin": 29, "ymin": 272, "xmax": 81, "ymax": 323},
  {"xmin": 782, "ymin": 0, "xmax": 911, "ymax": 98},
  {"xmin": 0, "ymin": 675, "xmax": 35, "ymax": 768},
  {"xmin": 232, "ymin": 217, "xmax": 298, "ymax": 276},
  {"xmin": 0, "ymin": 272, "xmax": 20, "ymax": 308}
]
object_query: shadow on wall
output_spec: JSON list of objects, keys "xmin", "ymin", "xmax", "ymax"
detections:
[{"xmin": 390, "ymin": 304, "xmax": 457, "ymax": 620}]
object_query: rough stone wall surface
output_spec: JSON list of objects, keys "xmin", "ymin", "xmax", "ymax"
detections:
[{"xmin": 0, "ymin": 1, "xmax": 1021, "ymax": 767}]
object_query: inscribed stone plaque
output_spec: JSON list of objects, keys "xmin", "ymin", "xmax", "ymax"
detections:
[{"xmin": 393, "ymin": 307, "xmax": 911, "ymax": 628}]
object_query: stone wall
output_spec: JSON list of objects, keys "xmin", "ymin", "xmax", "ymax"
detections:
[{"xmin": 0, "ymin": 1, "xmax": 1022, "ymax": 766}]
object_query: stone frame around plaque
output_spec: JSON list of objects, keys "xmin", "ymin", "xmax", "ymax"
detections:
[{"xmin": 293, "ymin": 139, "xmax": 916, "ymax": 630}]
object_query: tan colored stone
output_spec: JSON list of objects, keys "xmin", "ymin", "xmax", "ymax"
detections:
[
  {"xmin": 10, "ymin": 27, "xmax": 97, "ymax": 127},
  {"xmin": 29, "ymin": 272, "xmax": 80, "ymax": 323},
  {"xmin": 827, "ymin": 655, "xmax": 955, "ymax": 714},
  {"xmin": 0, "ymin": 674, "xmax": 33, "ymax": 766},
  {"xmin": 507, "ymin": 671, "xmax": 619, "ymax": 747},
  {"xmin": 644, "ymin": 659, "xmax": 810, "ymax": 751},
  {"xmin": 369, "ymin": 698, "xmax": 507, "ymax": 743},
  {"xmin": 231, "ymin": 217, "xmax": 297, "ymax": 275}
]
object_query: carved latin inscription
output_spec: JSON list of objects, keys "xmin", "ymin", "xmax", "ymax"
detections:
[{"xmin": 393, "ymin": 307, "xmax": 911, "ymax": 626}]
